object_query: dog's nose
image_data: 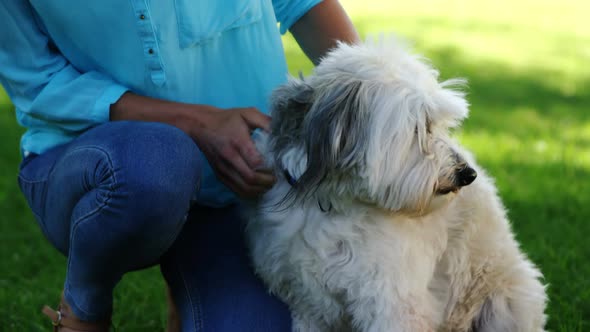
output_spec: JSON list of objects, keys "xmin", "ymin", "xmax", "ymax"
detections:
[{"xmin": 456, "ymin": 166, "xmax": 477, "ymax": 187}]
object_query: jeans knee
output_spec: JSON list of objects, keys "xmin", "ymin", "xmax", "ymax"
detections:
[{"xmin": 96, "ymin": 122, "xmax": 202, "ymax": 242}]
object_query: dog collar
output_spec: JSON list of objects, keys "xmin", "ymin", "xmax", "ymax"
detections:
[
  {"xmin": 283, "ymin": 168, "xmax": 298, "ymax": 186},
  {"xmin": 282, "ymin": 168, "xmax": 332, "ymax": 213}
]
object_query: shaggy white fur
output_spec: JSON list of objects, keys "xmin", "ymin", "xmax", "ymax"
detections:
[{"xmin": 245, "ymin": 38, "xmax": 547, "ymax": 332}]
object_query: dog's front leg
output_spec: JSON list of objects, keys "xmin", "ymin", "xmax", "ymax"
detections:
[
  {"xmin": 470, "ymin": 259, "xmax": 547, "ymax": 332},
  {"xmin": 350, "ymin": 302, "xmax": 436, "ymax": 332},
  {"xmin": 291, "ymin": 312, "xmax": 329, "ymax": 332},
  {"xmin": 346, "ymin": 289, "xmax": 438, "ymax": 332}
]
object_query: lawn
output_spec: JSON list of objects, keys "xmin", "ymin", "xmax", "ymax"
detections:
[{"xmin": 1, "ymin": 0, "xmax": 589, "ymax": 330}]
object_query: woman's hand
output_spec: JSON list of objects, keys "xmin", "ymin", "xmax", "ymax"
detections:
[{"xmin": 189, "ymin": 106, "xmax": 276, "ymax": 198}]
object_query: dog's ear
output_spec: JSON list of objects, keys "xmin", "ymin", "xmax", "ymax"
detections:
[
  {"xmin": 430, "ymin": 78, "xmax": 469, "ymax": 129},
  {"xmin": 294, "ymin": 79, "xmax": 369, "ymax": 199},
  {"xmin": 269, "ymin": 77, "xmax": 314, "ymax": 155}
]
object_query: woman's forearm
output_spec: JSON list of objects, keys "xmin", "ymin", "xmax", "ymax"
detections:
[{"xmin": 109, "ymin": 92, "xmax": 216, "ymax": 136}]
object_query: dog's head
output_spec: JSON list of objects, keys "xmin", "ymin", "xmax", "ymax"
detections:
[{"xmin": 269, "ymin": 39, "xmax": 476, "ymax": 215}]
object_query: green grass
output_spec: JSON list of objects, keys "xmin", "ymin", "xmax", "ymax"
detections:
[{"xmin": 1, "ymin": 0, "xmax": 589, "ymax": 330}]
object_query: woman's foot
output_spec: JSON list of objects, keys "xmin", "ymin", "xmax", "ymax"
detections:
[{"xmin": 42, "ymin": 293, "xmax": 110, "ymax": 332}]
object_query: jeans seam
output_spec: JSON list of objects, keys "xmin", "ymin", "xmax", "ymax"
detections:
[
  {"xmin": 17, "ymin": 174, "xmax": 53, "ymax": 245},
  {"xmin": 17, "ymin": 145, "xmax": 116, "ymax": 184},
  {"xmin": 68, "ymin": 147, "xmax": 116, "ymax": 235},
  {"xmin": 176, "ymin": 257, "xmax": 204, "ymax": 332},
  {"xmin": 17, "ymin": 173, "xmax": 49, "ymax": 184},
  {"xmin": 64, "ymin": 146, "xmax": 117, "ymax": 318}
]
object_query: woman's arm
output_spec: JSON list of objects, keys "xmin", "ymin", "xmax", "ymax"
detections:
[
  {"xmin": 0, "ymin": 1, "xmax": 127, "ymax": 133},
  {"xmin": 290, "ymin": 0, "xmax": 360, "ymax": 65}
]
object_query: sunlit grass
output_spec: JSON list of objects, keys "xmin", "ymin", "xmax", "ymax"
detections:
[{"xmin": 2, "ymin": 0, "xmax": 589, "ymax": 330}]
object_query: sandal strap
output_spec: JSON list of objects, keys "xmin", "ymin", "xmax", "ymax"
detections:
[{"xmin": 42, "ymin": 305, "xmax": 110, "ymax": 332}]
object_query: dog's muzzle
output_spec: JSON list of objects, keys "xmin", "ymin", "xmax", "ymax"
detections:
[{"xmin": 436, "ymin": 165, "xmax": 477, "ymax": 195}]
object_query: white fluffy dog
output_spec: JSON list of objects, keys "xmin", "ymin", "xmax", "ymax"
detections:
[{"xmin": 245, "ymin": 39, "xmax": 547, "ymax": 332}]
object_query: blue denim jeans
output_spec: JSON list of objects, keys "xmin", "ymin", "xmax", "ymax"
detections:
[{"xmin": 17, "ymin": 121, "xmax": 291, "ymax": 331}]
